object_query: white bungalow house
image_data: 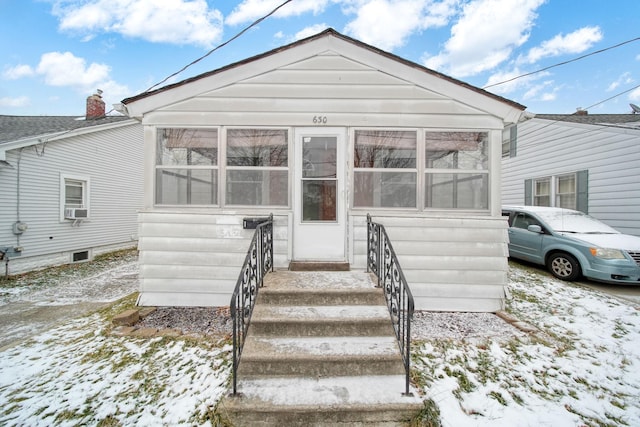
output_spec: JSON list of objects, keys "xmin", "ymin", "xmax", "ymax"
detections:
[
  {"xmin": 502, "ymin": 112, "xmax": 640, "ymax": 237},
  {"xmin": 0, "ymin": 93, "xmax": 144, "ymax": 275},
  {"xmin": 117, "ymin": 29, "xmax": 527, "ymax": 312}
]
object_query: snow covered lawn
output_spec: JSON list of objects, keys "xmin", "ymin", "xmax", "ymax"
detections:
[
  {"xmin": 413, "ymin": 263, "xmax": 640, "ymax": 426},
  {"xmin": 0, "ymin": 257, "xmax": 638, "ymax": 426},
  {"xmin": 0, "ymin": 295, "xmax": 231, "ymax": 426}
]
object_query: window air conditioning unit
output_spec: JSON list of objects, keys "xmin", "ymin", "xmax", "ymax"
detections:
[{"xmin": 65, "ymin": 208, "xmax": 88, "ymax": 220}]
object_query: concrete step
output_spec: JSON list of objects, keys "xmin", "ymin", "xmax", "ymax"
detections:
[
  {"xmin": 239, "ymin": 336, "xmax": 406, "ymax": 377},
  {"xmin": 220, "ymin": 375, "xmax": 423, "ymax": 426},
  {"xmin": 257, "ymin": 287, "xmax": 386, "ymax": 306},
  {"xmin": 250, "ymin": 305, "xmax": 394, "ymax": 337},
  {"xmin": 289, "ymin": 261, "xmax": 350, "ymax": 271}
]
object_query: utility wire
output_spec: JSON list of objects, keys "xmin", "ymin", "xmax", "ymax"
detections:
[
  {"xmin": 143, "ymin": 0, "xmax": 294, "ymax": 94},
  {"xmin": 483, "ymin": 36, "xmax": 640, "ymax": 89},
  {"xmin": 510, "ymin": 82, "xmax": 640, "ymax": 146}
]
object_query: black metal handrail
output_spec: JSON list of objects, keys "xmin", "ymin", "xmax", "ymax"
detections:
[
  {"xmin": 366, "ymin": 214, "xmax": 415, "ymax": 396},
  {"xmin": 230, "ymin": 214, "xmax": 274, "ymax": 395}
]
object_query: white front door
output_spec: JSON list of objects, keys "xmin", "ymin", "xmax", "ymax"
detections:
[{"xmin": 293, "ymin": 128, "xmax": 347, "ymax": 261}]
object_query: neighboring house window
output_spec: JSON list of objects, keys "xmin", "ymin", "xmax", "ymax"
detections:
[
  {"xmin": 353, "ymin": 130, "xmax": 417, "ymax": 208},
  {"xmin": 534, "ymin": 177, "xmax": 551, "ymax": 206},
  {"xmin": 156, "ymin": 128, "xmax": 218, "ymax": 205},
  {"xmin": 524, "ymin": 170, "xmax": 589, "ymax": 213},
  {"xmin": 502, "ymin": 125, "xmax": 517, "ymax": 158},
  {"xmin": 556, "ymin": 173, "xmax": 576, "ymax": 209},
  {"xmin": 226, "ymin": 129, "xmax": 289, "ymax": 206},
  {"xmin": 60, "ymin": 174, "xmax": 89, "ymax": 220},
  {"xmin": 425, "ymin": 131, "xmax": 488, "ymax": 209}
]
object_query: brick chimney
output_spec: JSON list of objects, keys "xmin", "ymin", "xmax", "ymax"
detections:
[
  {"xmin": 575, "ymin": 108, "xmax": 588, "ymax": 116},
  {"xmin": 86, "ymin": 89, "xmax": 105, "ymax": 119}
]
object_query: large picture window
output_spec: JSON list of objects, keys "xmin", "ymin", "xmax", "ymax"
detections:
[
  {"xmin": 156, "ymin": 128, "xmax": 218, "ymax": 205},
  {"xmin": 226, "ymin": 129, "xmax": 288, "ymax": 206},
  {"xmin": 353, "ymin": 130, "xmax": 417, "ymax": 208},
  {"xmin": 424, "ymin": 131, "xmax": 489, "ymax": 209}
]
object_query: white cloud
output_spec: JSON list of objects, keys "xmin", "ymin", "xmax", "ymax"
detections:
[
  {"xmin": 343, "ymin": 0, "xmax": 459, "ymax": 51},
  {"xmin": 226, "ymin": 0, "xmax": 330, "ymax": 26},
  {"xmin": 0, "ymin": 96, "xmax": 30, "ymax": 108},
  {"xmin": 53, "ymin": 0, "xmax": 223, "ymax": 48},
  {"xmin": 606, "ymin": 72, "xmax": 634, "ymax": 92},
  {"xmin": 3, "ymin": 64, "xmax": 35, "ymax": 80},
  {"xmin": 32, "ymin": 51, "xmax": 130, "ymax": 106},
  {"xmin": 37, "ymin": 52, "xmax": 110, "ymax": 89},
  {"xmin": 424, "ymin": 0, "xmax": 545, "ymax": 77},
  {"xmin": 522, "ymin": 26, "xmax": 603, "ymax": 64},
  {"xmin": 630, "ymin": 86, "xmax": 640, "ymax": 102},
  {"xmin": 294, "ymin": 24, "xmax": 330, "ymax": 41}
]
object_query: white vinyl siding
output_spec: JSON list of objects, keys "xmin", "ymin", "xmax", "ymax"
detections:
[
  {"xmin": 136, "ymin": 211, "xmax": 289, "ymax": 307},
  {"xmin": 0, "ymin": 122, "xmax": 143, "ymax": 274},
  {"xmin": 351, "ymin": 214, "xmax": 507, "ymax": 312}
]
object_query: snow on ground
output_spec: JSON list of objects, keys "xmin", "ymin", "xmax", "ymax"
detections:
[
  {"xmin": 0, "ymin": 301, "xmax": 231, "ymax": 426},
  {"xmin": 0, "ymin": 253, "xmax": 639, "ymax": 426},
  {"xmin": 413, "ymin": 264, "xmax": 640, "ymax": 426}
]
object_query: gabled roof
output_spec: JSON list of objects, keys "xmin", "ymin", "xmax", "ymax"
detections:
[
  {"xmin": 121, "ymin": 28, "xmax": 525, "ymax": 112},
  {"xmin": 535, "ymin": 113, "xmax": 640, "ymax": 125},
  {"xmin": 0, "ymin": 115, "xmax": 132, "ymax": 146}
]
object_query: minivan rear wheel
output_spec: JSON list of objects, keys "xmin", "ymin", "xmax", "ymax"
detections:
[{"xmin": 547, "ymin": 252, "xmax": 581, "ymax": 281}]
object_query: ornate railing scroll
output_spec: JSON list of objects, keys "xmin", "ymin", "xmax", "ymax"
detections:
[
  {"xmin": 230, "ymin": 214, "xmax": 274, "ymax": 395},
  {"xmin": 366, "ymin": 214, "xmax": 415, "ymax": 396}
]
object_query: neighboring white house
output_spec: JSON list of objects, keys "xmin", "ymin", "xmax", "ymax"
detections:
[
  {"xmin": 0, "ymin": 92, "xmax": 144, "ymax": 275},
  {"xmin": 118, "ymin": 29, "xmax": 527, "ymax": 312},
  {"xmin": 502, "ymin": 112, "xmax": 640, "ymax": 237}
]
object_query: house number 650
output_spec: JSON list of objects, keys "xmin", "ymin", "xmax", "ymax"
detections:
[{"xmin": 312, "ymin": 116, "xmax": 328, "ymax": 124}]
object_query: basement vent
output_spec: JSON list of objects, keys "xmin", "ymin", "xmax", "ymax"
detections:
[{"xmin": 72, "ymin": 250, "xmax": 90, "ymax": 262}]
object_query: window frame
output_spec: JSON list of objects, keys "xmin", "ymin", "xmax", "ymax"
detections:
[
  {"xmin": 352, "ymin": 129, "xmax": 419, "ymax": 210},
  {"xmin": 423, "ymin": 130, "xmax": 490, "ymax": 211},
  {"xmin": 153, "ymin": 126, "xmax": 292, "ymax": 209},
  {"xmin": 533, "ymin": 177, "xmax": 551, "ymax": 207},
  {"xmin": 223, "ymin": 127, "xmax": 291, "ymax": 208},
  {"xmin": 60, "ymin": 173, "xmax": 90, "ymax": 221},
  {"xmin": 155, "ymin": 127, "xmax": 220, "ymax": 206}
]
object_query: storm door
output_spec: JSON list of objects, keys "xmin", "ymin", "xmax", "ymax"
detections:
[{"xmin": 292, "ymin": 128, "xmax": 346, "ymax": 261}]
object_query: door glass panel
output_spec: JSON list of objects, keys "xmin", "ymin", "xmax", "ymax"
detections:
[
  {"xmin": 302, "ymin": 137, "xmax": 337, "ymax": 221},
  {"xmin": 303, "ymin": 180, "xmax": 336, "ymax": 221}
]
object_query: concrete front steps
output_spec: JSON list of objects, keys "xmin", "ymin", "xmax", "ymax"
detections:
[{"xmin": 219, "ymin": 271, "xmax": 423, "ymax": 426}]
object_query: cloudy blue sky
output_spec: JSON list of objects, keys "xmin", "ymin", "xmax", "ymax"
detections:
[{"xmin": 1, "ymin": 0, "xmax": 639, "ymax": 116}]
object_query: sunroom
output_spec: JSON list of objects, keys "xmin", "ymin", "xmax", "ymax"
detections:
[{"xmin": 119, "ymin": 29, "xmax": 526, "ymax": 311}]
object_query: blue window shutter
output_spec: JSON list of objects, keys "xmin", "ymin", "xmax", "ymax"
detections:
[
  {"xmin": 524, "ymin": 179, "xmax": 532, "ymax": 205},
  {"xmin": 576, "ymin": 170, "xmax": 589, "ymax": 214}
]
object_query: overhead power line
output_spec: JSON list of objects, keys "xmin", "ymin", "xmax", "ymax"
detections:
[
  {"xmin": 483, "ymin": 36, "xmax": 640, "ymax": 89},
  {"xmin": 143, "ymin": 0, "xmax": 294, "ymax": 94}
]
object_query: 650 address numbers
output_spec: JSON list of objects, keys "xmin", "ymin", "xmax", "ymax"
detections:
[{"xmin": 312, "ymin": 116, "xmax": 328, "ymax": 124}]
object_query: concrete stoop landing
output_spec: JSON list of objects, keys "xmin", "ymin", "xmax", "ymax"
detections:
[{"xmin": 220, "ymin": 271, "xmax": 423, "ymax": 426}]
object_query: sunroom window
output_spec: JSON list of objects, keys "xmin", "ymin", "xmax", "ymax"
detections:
[
  {"xmin": 226, "ymin": 129, "xmax": 288, "ymax": 206},
  {"xmin": 353, "ymin": 130, "xmax": 417, "ymax": 208},
  {"xmin": 155, "ymin": 128, "xmax": 218, "ymax": 205},
  {"xmin": 424, "ymin": 131, "xmax": 488, "ymax": 209}
]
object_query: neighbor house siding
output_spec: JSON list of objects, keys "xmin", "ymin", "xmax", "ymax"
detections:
[
  {"xmin": 351, "ymin": 214, "xmax": 507, "ymax": 312},
  {"xmin": 0, "ymin": 123, "xmax": 143, "ymax": 273},
  {"xmin": 502, "ymin": 118, "xmax": 640, "ymax": 236}
]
